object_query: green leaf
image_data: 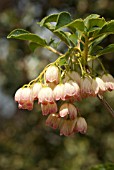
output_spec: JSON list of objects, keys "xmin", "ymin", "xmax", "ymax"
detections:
[
  {"xmin": 55, "ymin": 11, "xmax": 72, "ymax": 30},
  {"xmin": 54, "ymin": 31, "xmax": 71, "ymax": 46},
  {"xmin": 69, "ymin": 34, "xmax": 78, "ymax": 46},
  {"xmin": 39, "ymin": 13, "xmax": 58, "ymax": 27},
  {"xmin": 66, "ymin": 19, "xmax": 85, "ymax": 32},
  {"xmin": 100, "ymin": 20, "xmax": 114, "ymax": 34},
  {"xmin": 7, "ymin": 29, "xmax": 47, "ymax": 46},
  {"xmin": 88, "ymin": 18, "xmax": 106, "ymax": 30},
  {"xmin": 89, "ymin": 45, "xmax": 103, "ymax": 56},
  {"xmin": 84, "ymin": 14, "xmax": 100, "ymax": 27},
  {"xmin": 29, "ymin": 42, "xmax": 40, "ymax": 52},
  {"xmin": 89, "ymin": 34, "xmax": 107, "ymax": 46},
  {"xmin": 96, "ymin": 44, "xmax": 114, "ymax": 57}
]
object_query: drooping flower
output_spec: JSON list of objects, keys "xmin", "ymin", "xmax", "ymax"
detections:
[
  {"xmin": 46, "ymin": 113, "xmax": 61, "ymax": 129},
  {"xmin": 74, "ymin": 117, "xmax": 87, "ymax": 134},
  {"xmin": 60, "ymin": 119, "xmax": 77, "ymax": 136},
  {"xmin": 45, "ymin": 65, "xmax": 60, "ymax": 84},
  {"xmin": 95, "ymin": 77, "xmax": 106, "ymax": 94},
  {"xmin": 80, "ymin": 77, "xmax": 92, "ymax": 98},
  {"xmin": 38, "ymin": 86, "xmax": 54, "ymax": 104},
  {"xmin": 53, "ymin": 84, "xmax": 65, "ymax": 101},
  {"xmin": 64, "ymin": 80, "xmax": 80, "ymax": 100},
  {"xmin": 32, "ymin": 82, "xmax": 42, "ymax": 100},
  {"xmin": 41, "ymin": 102, "xmax": 57, "ymax": 115},
  {"xmin": 102, "ymin": 74, "xmax": 114, "ymax": 91},
  {"xmin": 91, "ymin": 78, "xmax": 99, "ymax": 96},
  {"xmin": 15, "ymin": 88, "xmax": 23, "ymax": 103},
  {"xmin": 15, "ymin": 87, "xmax": 33, "ymax": 110},
  {"xmin": 59, "ymin": 103, "xmax": 77, "ymax": 120}
]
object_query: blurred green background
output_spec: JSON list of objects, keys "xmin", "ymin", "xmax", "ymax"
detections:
[{"xmin": 0, "ymin": 0, "xmax": 114, "ymax": 170}]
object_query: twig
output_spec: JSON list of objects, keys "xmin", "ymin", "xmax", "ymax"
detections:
[{"xmin": 97, "ymin": 94, "xmax": 114, "ymax": 118}]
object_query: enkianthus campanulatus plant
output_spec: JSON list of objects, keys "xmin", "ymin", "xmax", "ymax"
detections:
[{"xmin": 7, "ymin": 12, "xmax": 114, "ymax": 136}]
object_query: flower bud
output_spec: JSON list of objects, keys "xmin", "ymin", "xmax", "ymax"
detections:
[{"xmin": 45, "ymin": 65, "xmax": 59, "ymax": 84}]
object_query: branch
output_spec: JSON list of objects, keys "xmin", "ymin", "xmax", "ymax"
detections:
[
  {"xmin": 97, "ymin": 94, "xmax": 114, "ymax": 118},
  {"xmin": 46, "ymin": 46, "xmax": 63, "ymax": 56}
]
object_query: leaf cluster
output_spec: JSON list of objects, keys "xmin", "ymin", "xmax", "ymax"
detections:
[{"xmin": 7, "ymin": 12, "xmax": 114, "ymax": 64}]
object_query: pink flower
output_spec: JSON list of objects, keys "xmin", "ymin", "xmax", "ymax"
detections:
[
  {"xmin": 59, "ymin": 103, "xmax": 69, "ymax": 117},
  {"xmin": 64, "ymin": 80, "xmax": 80, "ymax": 100},
  {"xmin": 32, "ymin": 82, "xmax": 42, "ymax": 100},
  {"xmin": 80, "ymin": 77, "xmax": 92, "ymax": 98},
  {"xmin": 18, "ymin": 103, "xmax": 33, "ymax": 110},
  {"xmin": 45, "ymin": 65, "xmax": 59, "ymax": 84},
  {"xmin": 15, "ymin": 88, "xmax": 23, "ymax": 102},
  {"xmin": 60, "ymin": 119, "xmax": 77, "ymax": 136},
  {"xmin": 91, "ymin": 78, "xmax": 99, "ymax": 96},
  {"xmin": 102, "ymin": 74, "xmax": 114, "ymax": 91},
  {"xmin": 95, "ymin": 77, "xmax": 106, "ymax": 94},
  {"xmin": 53, "ymin": 84, "xmax": 65, "ymax": 101},
  {"xmin": 41, "ymin": 102, "xmax": 57, "ymax": 115},
  {"xmin": 59, "ymin": 103, "xmax": 77, "ymax": 120},
  {"xmin": 15, "ymin": 87, "xmax": 34, "ymax": 110},
  {"xmin": 46, "ymin": 114, "xmax": 60, "ymax": 129},
  {"xmin": 75, "ymin": 117, "xmax": 87, "ymax": 134},
  {"xmin": 38, "ymin": 86, "xmax": 54, "ymax": 104}
]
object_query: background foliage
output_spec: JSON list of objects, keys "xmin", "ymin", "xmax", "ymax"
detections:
[{"xmin": 0, "ymin": 0, "xmax": 114, "ymax": 170}]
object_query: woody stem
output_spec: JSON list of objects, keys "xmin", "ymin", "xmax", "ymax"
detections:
[{"xmin": 97, "ymin": 94, "xmax": 114, "ymax": 118}]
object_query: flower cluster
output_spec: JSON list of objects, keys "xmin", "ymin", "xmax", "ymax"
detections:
[{"xmin": 15, "ymin": 65, "xmax": 114, "ymax": 136}]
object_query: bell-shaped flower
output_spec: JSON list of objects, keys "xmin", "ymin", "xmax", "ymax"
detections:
[
  {"xmin": 80, "ymin": 77, "xmax": 92, "ymax": 98},
  {"xmin": 60, "ymin": 119, "xmax": 77, "ymax": 136},
  {"xmin": 18, "ymin": 102, "xmax": 33, "ymax": 111},
  {"xmin": 91, "ymin": 78, "xmax": 99, "ymax": 96},
  {"xmin": 38, "ymin": 86, "xmax": 54, "ymax": 104},
  {"xmin": 95, "ymin": 77, "xmax": 106, "ymax": 94},
  {"xmin": 15, "ymin": 87, "xmax": 33, "ymax": 104},
  {"xmin": 41, "ymin": 102, "xmax": 57, "ymax": 115},
  {"xmin": 45, "ymin": 65, "xmax": 60, "ymax": 84},
  {"xmin": 53, "ymin": 84, "xmax": 65, "ymax": 101},
  {"xmin": 15, "ymin": 88, "xmax": 23, "ymax": 103},
  {"xmin": 15, "ymin": 87, "xmax": 34, "ymax": 110},
  {"xmin": 59, "ymin": 103, "xmax": 69, "ymax": 118},
  {"xmin": 75, "ymin": 117, "xmax": 87, "ymax": 134},
  {"xmin": 64, "ymin": 80, "xmax": 80, "ymax": 100},
  {"xmin": 46, "ymin": 113, "xmax": 61, "ymax": 129},
  {"xmin": 32, "ymin": 82, "xmax": 42, "ymax": 100},
  {"xmin": 59, "ymin": 103, "xmax": 77, "ymax": 120},
  {"xmin": 102, "ymin": 74, "xmax": 114, "ymax": 91}
]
